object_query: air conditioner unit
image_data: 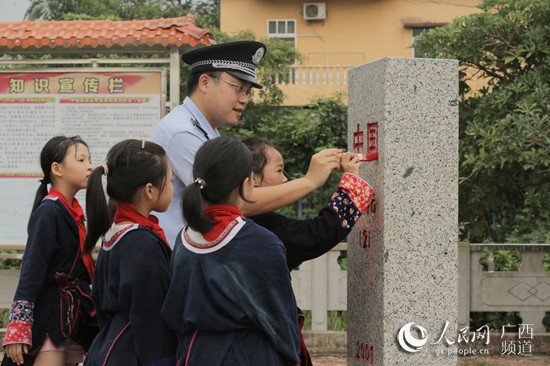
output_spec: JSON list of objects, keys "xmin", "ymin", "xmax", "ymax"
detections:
[{"xmin": 303, "ymin": 3, "xmax": 326, "ymax": 20}]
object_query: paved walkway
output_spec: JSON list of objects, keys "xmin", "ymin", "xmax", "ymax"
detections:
[
  {"xmin": 311, "ymin": 354, "xmax": 550, "ymax": 365},
  {"xmin": 459, "ymin": 354, "xmax": 550, "ymax": 366},
  {"xmin": 2, "ymin": 352, "xmax": 549, "ymax": 365},
  {"xmin": 311, "ymin": 355, "xmax": 348, "ymax": 365}
]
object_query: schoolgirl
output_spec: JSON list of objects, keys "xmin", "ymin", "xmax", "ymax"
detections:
[
  {"xmin": 2, "ymin": 136, "xmax": 98, "ymax": 366},
  {"xmin": 82, "ymin": 139, "xmax": 177, "ymax": 366},
  {"xmin": 243, "ymin": 137, "xmax": 375, "ymax": 366},
  {"xmin": 161, "ymin": 136, "xmax": 300, "ymax": 366}
]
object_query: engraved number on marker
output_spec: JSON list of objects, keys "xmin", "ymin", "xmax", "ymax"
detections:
[
  {"xmin": 366, "ymin": 199, "xmax": 376, "ymax": 216},
  {"xmin": 355, "ymin": 342, "xmax": 373, "ymax": 363},
  {"xmin": 361, "ymin": 229, "xmax": 371, "ymax": 250}
]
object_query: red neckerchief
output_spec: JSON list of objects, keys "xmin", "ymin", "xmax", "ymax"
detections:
[
  {"xmin": 202, "ymin": 205, "xmax": 244, "ymax": 242},
  {"xmin": 113, "ymin": 202, "xmax": 169, "ymax": 247},
  {"xmin": 47, "ymin": 189, "xmax": 95, "ymax": 281}
]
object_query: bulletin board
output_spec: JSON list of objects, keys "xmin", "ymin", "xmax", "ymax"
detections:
[{"xmin": 0, "ymin": 68, "xmax": 166, "ymax": 243}]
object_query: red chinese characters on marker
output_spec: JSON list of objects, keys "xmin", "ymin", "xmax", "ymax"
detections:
[
  {"xmin": 353, "ymin": 123, "xmax": 364, "ymax": 152},
  {"xmin": 366, "ymin": 122, "xmax": 378, "ymax": 161},
  {"xmin": 353, "ymin": 122, "xmax": 379, "ymax": 161}
]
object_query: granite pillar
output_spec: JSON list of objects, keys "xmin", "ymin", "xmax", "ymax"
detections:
[{"xmin": 347, "ymin": 57, "xmax": 459, "ymax": 365}]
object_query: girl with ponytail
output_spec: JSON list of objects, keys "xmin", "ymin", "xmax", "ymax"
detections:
[
  {"xmin": 83, "ymin": 139, "xmax": 176, "ymax": 366},
  {"xmin": 2, "ymin": 135, "xmax": 97, "ymax": 366},
  {"xmin": 161, "ymin": 136, "xmax": 300, "ymax": 366}
]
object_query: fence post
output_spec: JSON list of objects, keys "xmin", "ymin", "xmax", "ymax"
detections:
[
  {"xmin": 311, "ymin": 254, "xmax": 328, "ymax": 330},
  {"xmin": 458, "ymin": 241, "xmax": 470, "ymax": 330}
]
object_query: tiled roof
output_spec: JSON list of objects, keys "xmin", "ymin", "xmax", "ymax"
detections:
[{"xmin": 0, "ymin": 15, "xmax": 214, "ymax": 52}]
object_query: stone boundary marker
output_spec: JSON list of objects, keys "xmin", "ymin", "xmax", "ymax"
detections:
[{"xmin": 347, "ymin": 57, "xmax": 459, "ymax": 365}]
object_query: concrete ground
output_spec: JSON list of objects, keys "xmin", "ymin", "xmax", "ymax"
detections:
[
  {"xmin": 459, "ymin": 354, "xmax": 550, "ymax": 366},
  {"xmin": 0, "ymin": 354, "xmax": 341, "ymax": 365},
  {"xmin": 2, "ymin": 353, "xmax": 550, "ymax": 365},
  {"xmin": 311, "ymin": 354, "xmax": 550, "ymax": 365},
  {"xmin": 312, "ymin": 354, "xmax": 349, "ymax": 365}
]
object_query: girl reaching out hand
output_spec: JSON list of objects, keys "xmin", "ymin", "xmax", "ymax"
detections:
[
  {"xmin": 2, "ymin": 136, "xmax": 98, "ymax": 366},
  {"xmin": 243, "ymin": 137, "xmax": 375, "ymax": 366},
  {"xmin": 83, "ymin": 139, "xmax": 176, "ymax": 366},
  {"xmin": 243, "ymin": 137, "xmax": 375, "ymax": 269}
]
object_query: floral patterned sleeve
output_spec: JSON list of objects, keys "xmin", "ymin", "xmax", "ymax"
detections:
[
  {"xmin": 2, "ymin": 300, "xmax": 34, "ymax": 347},
  {"xmin": 328, "ymin": 173, "xmax": 375, "ymax": 235}
]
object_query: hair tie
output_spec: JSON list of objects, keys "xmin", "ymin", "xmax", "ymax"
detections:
[
  {"xmin": 40, "ymin": 178, "xmax": 49, "ymax": 185},
  {"xmin": 102, "ymin": 164, "xmax": 109, "ymax": 175},
  {"xmin": 194, "ymin": 178, "xmax": 206, "ymax": 189},
  {"xmin": 141, "ymin": 139, "xmax": 146, "ymax": 149}
]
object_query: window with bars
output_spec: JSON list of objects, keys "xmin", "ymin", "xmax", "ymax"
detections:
[{"xmin": 268, "ymin": 20, "xmax": 296, "ymax": 48}]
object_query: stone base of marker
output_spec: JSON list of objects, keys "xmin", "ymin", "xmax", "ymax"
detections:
[{"xmin": 347, "ymin": 57, "xmax": 459, "ymax": 365}]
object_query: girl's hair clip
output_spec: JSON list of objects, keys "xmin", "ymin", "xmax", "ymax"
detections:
[{"xmin": 194, "ymin": 178, "xmax": 206, "ymax": 189}]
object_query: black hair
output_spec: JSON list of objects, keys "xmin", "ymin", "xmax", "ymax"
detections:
[
  {"xmin": 84, "ymin": 139, "xmax": 169, "ymax": 254},
  {"xmin": 28, "ymin": 135, "xmax": 88, "ymax": 232},
  {"xmin": 242, "ymin": 137, "xmax": 279, "ymax": 183},
  {"xmin": 186, "ymin": 70, "xmax": 223, "ymax": 96},
  {"xmin": 182, "ymin": 136, "xmax": 254, "ymax": 234}
]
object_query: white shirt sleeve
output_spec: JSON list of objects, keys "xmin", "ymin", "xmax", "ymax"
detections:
[{"xmin": 166, "ymin": 130, "xmax": 205, "ymax": 187}]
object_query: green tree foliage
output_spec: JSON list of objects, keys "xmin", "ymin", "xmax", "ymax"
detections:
[
  {"xmin": 193, "ymin": 0, "xmax": 220, "ymax": 29},
  {"xmin": 25, "ymin": 0, "xmax": 193, "ymax": 21},
  {"xmin": 470, "ymin": 311, "xmax": 523, "ymax": 333},
  {"xmin": 25, "ymin": 0, "xmax": 218, "ymax": 28},
  {"xmin": 0, "ymin": 253, "xmax": 21, "ymax": 270},
  {"xmin": 479, "ymin": 250, "xmax": 522, "ymax": 272},
  {"xmin": 415, "ymin": 0, "xmax": 550, "ymax": 243}
]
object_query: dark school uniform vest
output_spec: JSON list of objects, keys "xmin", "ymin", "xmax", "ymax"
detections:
[
  {"xmin": 161, "ymin": 218, "xmax": 300, "ymax": 366},
  {"xmin": 84, "ymin": 224, "xmax": 176, "ymax": 366},
  {"xmin": 1, "ymin": 197, "xmax": 98, "ymax": 366}
]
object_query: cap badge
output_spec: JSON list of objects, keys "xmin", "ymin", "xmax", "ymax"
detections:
[{"xmin": 252, "ymin": 47, "xmax": 265, "ymax": 65}]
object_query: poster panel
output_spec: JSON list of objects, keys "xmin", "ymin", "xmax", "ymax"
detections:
[{"xmin": 0, "ymin": 69, "xmax": 165, "ymax": 243}]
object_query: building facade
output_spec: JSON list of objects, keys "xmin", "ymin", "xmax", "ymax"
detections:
[{"xmin": 221, "ymin": 0, "xmax": 481, "ymax": 105}]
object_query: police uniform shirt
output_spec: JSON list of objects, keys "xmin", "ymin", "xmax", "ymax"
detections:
[{"xmin": 151, "ymin": 97, "xmax": 220, "ymax": 247}]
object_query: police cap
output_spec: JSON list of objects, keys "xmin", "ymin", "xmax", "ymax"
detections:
[{"xmin": 181, "ymin": 40, "xmax": 267, "ymax": 89}]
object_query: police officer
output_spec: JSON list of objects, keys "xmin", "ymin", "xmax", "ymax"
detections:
[{"xmin": 151, "ymin": 40, "xmax": 340, "ymax": 247}]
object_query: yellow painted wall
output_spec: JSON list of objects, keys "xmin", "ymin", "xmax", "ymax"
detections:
[{"xmin": 221, "ymin": 0, "xmax": 481, "ymax": 105}]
